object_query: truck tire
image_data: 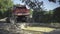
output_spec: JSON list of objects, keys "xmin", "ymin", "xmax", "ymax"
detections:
[
  {"xmin": 22, "ymin": 17, "xmax": 27, "ymax": 22},
  {"xmin": 6, "ymin": 17, "xmax": 10, "ymax": 23}
]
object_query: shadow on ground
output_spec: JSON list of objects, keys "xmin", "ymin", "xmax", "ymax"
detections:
[
  {"xmin": 46, "ymin": 29, "xmax": 60, "ymax": 34},
  {"xmin": 0, "ymin": 29, "xmax": 9, "ymax": 34}
]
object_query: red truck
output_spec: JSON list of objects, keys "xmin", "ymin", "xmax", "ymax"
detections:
[{"xmin": 6, "ymin": 5, "xmax": 30, "ymax": 23}]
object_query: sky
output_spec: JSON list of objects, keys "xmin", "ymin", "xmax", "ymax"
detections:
[{"xmin": 12, "ymin": 0, "xmax": 60, "ymax": 11}]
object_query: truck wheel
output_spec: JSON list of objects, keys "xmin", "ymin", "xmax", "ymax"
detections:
[
  {"xmin": 22, "ymin": 17, "xmax": 27, "ymax": 22},
  {"xmin": 6, "ymin": 17, "xmax": 10, "ymax": 23},
  {"xmin": 26, "ymin": 17, "xmax": 30, "ymax": 23},
  {"xmin": 10, "ymin": 16, "xmax": 17, "ymax": 24},
  {"xmin": 10, "ymin": 18, "xmax": 15, "ymax": 24}
]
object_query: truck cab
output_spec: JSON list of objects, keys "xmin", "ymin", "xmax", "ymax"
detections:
[{"xmin": 6, "ymin": 5, "xmax": 30, "ymax": 23}]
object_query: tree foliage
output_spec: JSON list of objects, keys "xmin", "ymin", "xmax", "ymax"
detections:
[
  {"xmin": 0, "ymin": 0, "xmax": 13, "ymax": 12},
  {"xmin": 20, "ymin": 0, "xmax": 60, "ymax": 10},
  {"xmin": 0, "ymin": 0, "xmax": 13, "ymax": 18},
  {"xmin": 53, "ymin": 7, "xmax": 60, "ymax": 22},
  {"xmin": 20, "ymin": 0, "xmax": 60, "ymax": 23},
  {"xmin": 20, "ymin": 0, "xmax": 43, "ymax": 10},
  {"xmin": 49, "ymin": 0, "xmax": 60, "ymax": 4}
]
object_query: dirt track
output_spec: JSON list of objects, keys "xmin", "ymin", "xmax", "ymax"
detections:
[
  {"xmin": 0, "ymin": 23, "xmax": 60, "ymax": 34},
  {"xmin": 0, "ymin": 18, "xmax": 60, "ymax": 34}
]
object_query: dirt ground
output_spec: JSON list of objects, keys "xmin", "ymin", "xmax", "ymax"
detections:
[
  {"xmin": 0, "ymin": 22, "xmax": 60, "ymax": 34},
  {"xmin": 0, "ymin": 18, "xmax": 60, "ymax": 34}
]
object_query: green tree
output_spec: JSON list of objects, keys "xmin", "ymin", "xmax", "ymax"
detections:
[
  {"xmin": 20, "ymin": 0, "xmax": 60, "ymax": 9},
  {"xmin": 20, "ymin": 0, "xmax": 44, "ymax": 22},
  {"xmin": 20, "ymin": 0, "xmax": 60, "ymax": 23},
  {"xmin": 49, "ymin": 0, "xmax": 60, "ymax": 4},
  {"xmin": 0, "ymin": 0, "xmax": 13, "ymax": 18},
  {"xmin": 53, "ymin": 7, "xmax": 60, "ymax": 22},
  {"xmin": 20, "ymin": 0, "xmax": 43, "ymax": 10}
]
